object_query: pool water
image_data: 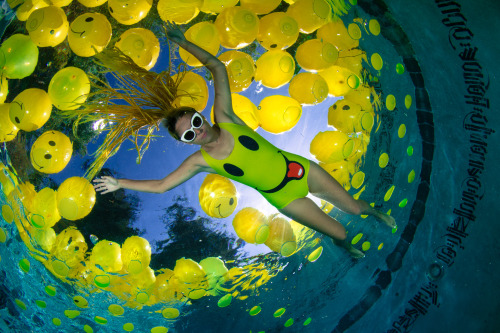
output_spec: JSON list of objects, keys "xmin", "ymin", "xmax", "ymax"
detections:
[{"xmin": 0, "ymin": 0, "xmax": 499, "ymax": 332}]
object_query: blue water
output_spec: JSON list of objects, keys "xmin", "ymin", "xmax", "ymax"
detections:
[{"xmin": 1, "ymin": 0, "xmax": 499, "ymax": 332}]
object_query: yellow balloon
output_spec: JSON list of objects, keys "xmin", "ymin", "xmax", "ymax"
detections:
[
  {"xmin": 254, "ymin": 50, "xmax": 295, "ymax": 88},
  {"xmin": 172, "ymin": 71, "xmax": 209, "ymax": 111},
  {"xmin": 295, "ymin": 39, "xmax": 338, "ymax": 72},
  {"xmin": 0, "ymin": 77, "xmax": 8, "ymax": 103},
  {"xmin": 173, "ymin": 258, "xmax": 208, "ymax": 299},
  {"xmin": 179, "ymin": 22, "xmax": 220, "ymax": 67},
  {"xmin": 67, "ymin": 13, "xmax": 112, "ymax": 57},
  {"xmin": 0, "ymin": 163, "xmax": 19, "ymax": 197},
  {"xmin": 328, "ymin": 99, "xmax": 374, "ymax": 134},
  {"xmin": 116, "ymin": 28, "xmax": 160, "ymax": 70},
  {"xmin": 257, "ymin": 95, "xmax": 302, "ymax": 134},
  {"xmin": 199, "ymin": 257, "xmax": 228, "ymax": 295},
  {"xmin": 286, "ymin": 0, "xmax": 331, "ymax": 33},
  {"xmin": 240, "ymin": 0, "xmax": 281, "ymax": 14},
  {"xmin": 154, "ymin": 268, "xmax": 182, "ymax": 302},
  {"xmin": 157, "ymin": 0, "xmax": 202, "ymax": 24},
  {"xmin": 46, "ymin": 0, "xmax": 71, "ymax": 7},
  {"xmin": 317, "ymin": 20, "xmax": 359, "ymax": 51},
  {"xmin": 200, "ymin": 0, "xmax": 238, "ymax": 14},
  {"xmin": 26, "ymin": 6, "xmax": 69, "ymax": 47},
  {"xmin": 211, "ymin": 93, "xmax": 259, "ymax": 129},
  {"xmin": 257, "ymin": 12, "xmax": 299, "ymax": 50},
  {"xmin": 218, "ymin": 51, "xmax": 255, "ymax": 92},
  {"xmin": 77, "ymin": 0, "xmax": 107, "ymax": 7},
  {"xmin": 16, "ymin": 0, "xmax": 49, "ymax": 22},
  {"xmin": 0, "ymin": 103, "xmax": 19, "ymax": 142},
  {"xmin": 0, "ymin": 34, "xmax": 39, "ymax": 79},
  {"xmin": 319, "ymin": 65, "xmax": 361, "ymax": 97},
  {"xmin": 288, "ymin": 72, "xmax": 328, "ymax": 105},
  {"xmin": 48, "ymin": 67, "xmax": 90, "ymax": 110},
  {"xmin": 30, "ymin": 187, "xmax": 61, "ymax": 229},
  {"xmin": 336, "ymin": 49, "xmax": 367, "ymax": 77},
  {"xmin": 9, "ymin": 88, "xmax": 52, "ymax": 132},
  {"xmin": 32, "ymin": 227, "xmax": 56, "ymax": 252},
  {"xmin": 56, "ymin": 177, "xmax": 96, "ymax": 220},
  {"xmin": 310, "ymin": 131, "xmax": 354, "ymax": 163},
  {"xmin": 121, "ymin": 236, "xmax": 152, "ymax": 274},
  {"xmin": 346, "ymin": 137, "xmax": 368, "ymax": 165},
  {"xmin": 214, "ymin": 6, "xmax": 259, "ymax": 49},
  {"xmin": 90, "ymin": 240, "xmax": 123, "ymax": 272},
  {"xmin": 264, "ymin": 216, "xmax": 297, "ymax": 257},
  {"xmin": 199, "ymin": 174, "xmax": 238, "ymax": 218},
  {"xmin": 319, "ymin": 160, "xmax": 353, "ymax": 190},
  {"xmin": 107, "ymin": 0, "xmax": 152, "ymax": 25},
  {"xmin": 232, "ymin": 207, "xmax": 269, "ymax": 244},
  {"xmin": 7, "ymin": 181, "xmax": 35, "ymax": 214},
  {"xmin": 130, "ymin": 266, "xmax": 156, "ymax": 290},
  {"xmin": 52, "ymin": 227, "xmax": 87, "ymax": 269},
  {"xmin": 30, "ymin": 130, "xmax": 73, "ymax": 174},
  {"xmin": 345, "ymin": 85, "xmax": 376, "ymax": 112}
]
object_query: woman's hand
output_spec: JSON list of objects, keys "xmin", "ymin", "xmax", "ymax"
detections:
[
  {"xmin": 164, "ymin": 21, "xmax": 186, "ymax": 44},
  {"xmin": 93, "ymin": 176, "xmax": 121, "ymax": 194}
]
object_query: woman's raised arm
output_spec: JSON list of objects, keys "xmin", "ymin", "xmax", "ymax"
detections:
[{"xmin": 165, "ymin": 22, "xmax": 245, "ymax": 125}]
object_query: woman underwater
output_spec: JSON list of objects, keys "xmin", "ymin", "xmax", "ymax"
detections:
[{"xmin": 93, "ymin": 23, "xmax": 396, "ymax": 258}]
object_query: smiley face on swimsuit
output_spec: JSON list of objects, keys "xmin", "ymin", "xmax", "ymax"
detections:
[{"xmin": 68, "ymin": 13, "xmax": 112, "ymax": 57}]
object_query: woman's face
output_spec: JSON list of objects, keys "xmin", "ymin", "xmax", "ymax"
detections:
[{"xmin": 175, "ymin": 112, "xmax": 213, "ymax": 145}]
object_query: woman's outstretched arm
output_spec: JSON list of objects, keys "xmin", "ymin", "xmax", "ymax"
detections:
[{"xmin": 164, "ymin": 22, "xmax": 245, "ymax": 125}]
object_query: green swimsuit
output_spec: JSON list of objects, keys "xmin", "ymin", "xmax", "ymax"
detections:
[{"xmin": 200, "ymin": 123, "xmax": 310, "ymax": 209}]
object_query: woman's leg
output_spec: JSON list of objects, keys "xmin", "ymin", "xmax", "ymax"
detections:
[
  {"xmin": 279, "ymin": 197, "xmax": 365, "ymax": 258},
  {"xmin": 307, "ymin": 162, "xmax": 396, "ymax": 228}
]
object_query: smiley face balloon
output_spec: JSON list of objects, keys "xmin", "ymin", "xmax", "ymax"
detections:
[
  {"xmin": 48, "ymin": 67, "xmax": 90, "ymax": 110},
  {"xmin": 68, "ymin": 13, "xmax": 112, "ymax": 57},
  {"xmin": 9, "ymin": 88, "xmax": 52, "ymax": 132},
  {"xmin": 30, "ymin": 130, "xmax": 72, "ymax": 174},
  {"xmin": 108, "ymin": 0, "xmax": 153, "ymax": 25},
  {"xmin": 26, "ymin": 6, "xmax": 69, "ymax": 47},
  {"xmin": 199, "ymin": 174, "xmax": 238, "ymax": 218},
  {"xmin": 115, "ymin": 28, "xmax": 160, "ymax": 70}
]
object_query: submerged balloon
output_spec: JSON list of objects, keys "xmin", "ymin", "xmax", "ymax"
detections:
[
  {"xmin": 107, "ymin": 0, "xmax": 152, "ymax": 25},
  {"xmin": 77, "ymin": 0, "xmax": 108, "ymax": 8},
  {"xmin": 218, "ymin": 50, "xmax": 255, "ymax": 92},
  {"xmin": 51, "ymin": 227, "xmax": 88, "ymax": 274},
  {"xmin": 90, "ymin": 240, "xmax": 123, "ymax": 272},
  {"xmin": 0, "ymin": 34, "xmax": 39, "ymax": 79},
  {"xmin": 48, "ymin": 67, "xmax": 90, "ymax": 110},
  {"xmin": 0, "ymin": 78, "xmax": 7, "ymax": 103},
  {"xmin": 199, "ymin": 174, "xmax": 238, "ymax": 218},
  {"xmin": 179, "ymin": 22, "xmax": 220, "ymax": 67},
  {"xmin": 173, "ymin": 71, "xmax": 209, "ymax": 111},
  {"xmin": 214, "ymin": 6, "xmax": 259, "ymax": 49},
  {"xmin": 264, "ymin": 215, "xmax": 297, "ymax": 257},
  {"xmin": 0, "ymin": 103, "xmax": 19, "ymax": 142},
  {"xmin": 317, "ymin": 20, "xmax": 359, "ymax": 51},
  {"xmin": 288, "ymin": 72, "xmax": 329, "ymax": 105},
  {"xmin": 16, "ymin": 0, "xmax": 49, "ymax": 22},
  {"xmin": 30, "ymin": 130, "xmax": 73, "ymax": 174},
  {"xmin": 232, "ymin": 207, "xmax": 269, "ymax": 244},
  {"xmin": 231, "ymin": 93, "xmax": 259, "ymax": 129},
  {"xmin": 240, "ymin": 0, "xmax": 281, "ymax": 14},
  {"xmin": 157, "ymin": 0, "xmax": 202, "ymax": 24},
  {"xmin": 295, "ymin": 39, "xmax": 338, "ymax": 71},
  {"xmin": 116, "ymin": 28, "xmax": 160, "ymax": 70},
  {"xmin": 32, "ymin": 227, "xmax": 56, "ymax": 252},
  {"xmin": 68, "ymin": 13, "xmax": 112, "ymax": 57},
  {"xmin": 173, "ymin": 258, "xmax": 208, "ymax": 299},
  {"xmin": 257, "ymin": 95, "xmax": 302, "ymax": 134},
  {"xmin": 199, "ymin": 257, "xmax": 228, "ymax": 295},
  {"xmin": 30, "ymin": 187, "xmax": 61, "ymax": 229},
  {"xmin": 121, "ymin": 236, "xmax": 151, "ymax": 274},
  {"xmin": 328, "ymin": 99, "xmax": 374, "ymax": 134},
  {"xmin": 286, "ymin": 0, "xmax": 331, "ymax": 33},
  {"xmin": 255, "ymin": 50, "xmax": 295, "ymax": 88},
  {"xmin": 257, "ymin": 12, "xmax": 299, "ymax": 50},
  {"xmin": 26, "ymin": 6, "xmax": 69, "ymax": 47},
  {"xmin": 9, "ymin": 88, "xmax": 52, "ymax": 132},
  {"xmin": 319, "ymin": 65, "xmax": 361, "ymax": 97},
  {"xmin": 200, "ymin": 0, "xmax": 238, "ymax": 14},
  {"xmin": 57, "ymin": 177, "xmax": 96, "ymax": 221},
  {"xmin": 310, "ymin": 131, "xmax": 354, "ymax": 163}
]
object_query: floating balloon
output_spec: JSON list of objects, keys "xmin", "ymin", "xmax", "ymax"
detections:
[
  {"xmin": 288, "ymin": 72, "xmax": 328, "ymax": 105},
  {"xmin": 310, "ymin": 131, "xmax": 354, "ymax": 163},
  {"xmin": 0, "ymin": 103, "xmax": 19, "ymax": 142},
  {"xmin": 121, "ymin": 236, "xmax": 151, "ymax": 274},
  {"xmin": 257, "ymin": 95, "xmax": 302, "ymax": 134},
  {"xmin": 345, "ymin": 85, "xmax": 377, "ymax": 112},
  {"xmin": 0, "ymin": 77, "xmax": 8, "ymax": 103},
  {"xmin": 218, "ymin": 50, "xmax": 255, "ymax": 92},
  {"xmin": 26, "ymin": 6, "xmax": 69, "ymax": 47},
  {"xmin": 179, "ymin": 22, "xmax": 220, "ymax": 67},
  {"xmin": 32, "ymin": 227, "xmax": 56, "ymax": 252},
  {"xmin": 200, "ymin": 0, "xmax": 238, "ymax": 14},
  {"xmin": 0, "ymin": 34, "xmax": 39, "ymax": 79},
  {"xmin": 296, "ymin": 39, "xmax": 338, "ymax": 72},
  {"xmin": 257, "ymin": 12, "xmax": 299, "ymax": 51},
  {"xmin": 154, "ymin": 268, "xmax": 182, "ymax": 302},
  {"xmin": 16, "ymin": 0, "xmax": 49, "ymax": 22},
  {"xmin": 68, "ymin": 13, "xmax": 112, "ymax": 57},
  {"xmin": 0, "ymin": 163, "xmax": 19, "ymax": 197},
  {"xmin": 328, "ymin": 99, "xmax": 374, "ymax": 134},
  {"xmin": 7, "ymin": 181, "xmax": 35, "ymax": 215},
  {"xmin": 199, "ymin": 174, "xmax": 238, "ymax": 218},
  {"xmin": 157, "ymin": 0, "xmax": 202, "ymax": 24},
  {"xmin": 214, "ymin": 6, "xmax": 259, "ymax": 49},
  {"xmin": 254, "ymin": 50, "xmax": 295, "ymax": 88},
  {"xmin": 30, "ymin": 130, "xmax": 73, "ymax": 174},
  {"xmin": 77, "ymin": 0, "xmax": 107, "ymax": 7},
  {"xmin": 264, "ymin": 215, "xmax": 297, "ymax": 257},
  {"xmin": 90, "ymin": 240, "xmax": 123, "ymax": 272},
  {"xmin": 317, "ymin": 20, "xmax": 359, "ymax": 51},
  {"xmin": 210, "ymin": 93, "xmax": 259, "ymax": 129},
  {"xmin": 240, "ymin": 0, "xmax": 281, "ymax": 14},
  {"xmin": 129, "ymin": 266, "xmax": 156, "ymax": 297},
  {"xmin": 286, "ymin": 0, "xmax": 331, "ymax": 33},
  {"xmin": 336, "ymin": 49, "xmax": 367, "ymax": 77},
  {"xmin": 232, "ymin": 207, "xmax": 269, "ymax": 244},
  {"xmin": 346, "ymin": 137, "xmax": 369, "ymax": 165},
  {"xmin": 108, "ymin": 0, "xmax": 152, "ymax": 25},
  {"xmin": 199, "ymin": 257, "xmax": 228, "ymax": 295},
  {"xmin": 172, "ymin": 71, "xmax": 209, "ymax": 111},
  {"xmin": 116, "ymin": 28, "xmax": 160, "ymax": 70},
  {"xmin": 173, "ymin": 258, "xmax": 208, "ymax": 299},
  {"xmin": 48, "ymin": 67, "xmax": 90, "ymax": 110},
  {"xmin": 30, "ymin": 187, "xmax": 61, "ymax": 229},
  {"xmin": 319, "ymin": 65, "xmax": 361, "ymax": 97},
  {"xmin": 57, "ymin": 176, "xmax": 96, "ymax": 221},
  {"xmin": 51, "ymin": 227, "xmax": 88, "ymax": 275},
  {"xmin": 9, "ymin": 88, "xmax": 52, "ymax": 132},
  {"xmin": 319, "ymin": 160, "xmax": 354, "ymax": 190}
]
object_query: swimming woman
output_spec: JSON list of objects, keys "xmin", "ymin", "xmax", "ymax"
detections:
[{"xmin": 93, "ymin": 22, "xmax": 396, "ymax": 258}]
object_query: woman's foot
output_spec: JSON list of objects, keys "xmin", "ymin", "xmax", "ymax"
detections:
[
  {"xmin": 333, "ymin": 238, "xmax": 365, "ymax": 259},
  {"xmin": 375, "ymin": 212, "xmax": 397, "ymax": 229}
]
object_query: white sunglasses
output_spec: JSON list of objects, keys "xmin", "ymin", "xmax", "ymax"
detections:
[{"xmin": 180, "ymin": 113, "xmax": 204, "ymax": 142}]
